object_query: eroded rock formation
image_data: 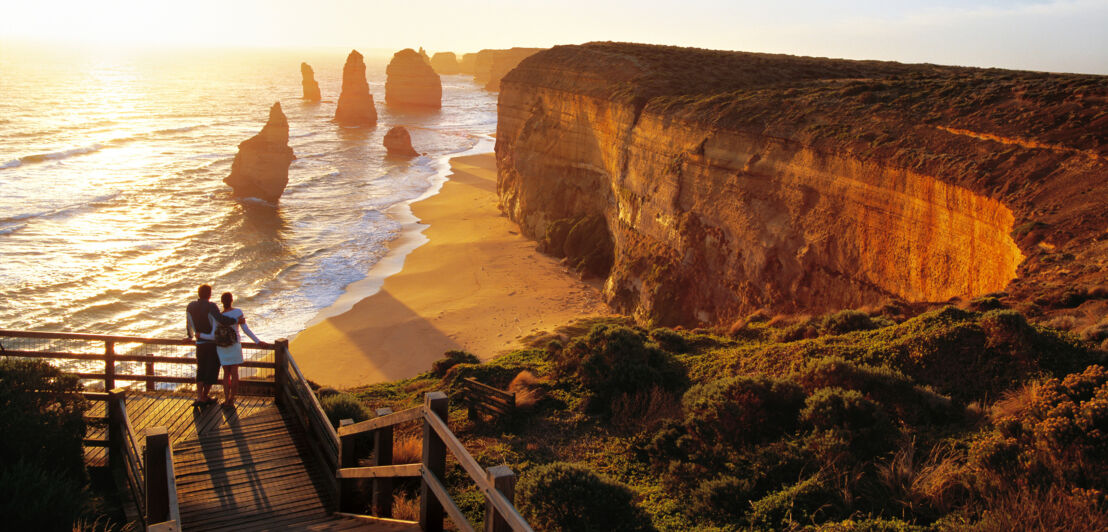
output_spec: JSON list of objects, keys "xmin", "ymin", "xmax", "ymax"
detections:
[
  {"xmin": 334, "ymin": 50, "xmax": 377, "ymax": 126},
  {"xmin": 470, "ymin": 48, "xmax": 544, "ymax": 91},
  {"xmin": 496, "ymin": 43, "xmax": 1108, "ymax": 326},
  {"xmin": 225, "ymin": 102, "xmax": 295, "ymax": 203},
  {"xmin": 384, "ymin": 126, "xmax": 419, "ymax": 157},
  {"xmin": 430, "ymin": 52, "xmax": 459, "ymax": 75},
  {"xmin": 301, "ymin": 62, "xmax": 321, "ymax": 101},
  {"xmin": 385, "ymin": 48, "xmax": 441, "ymax": 109},
  {"xmin": 459, "ymin": 53, "xmax": 477, "ymax": 75}
]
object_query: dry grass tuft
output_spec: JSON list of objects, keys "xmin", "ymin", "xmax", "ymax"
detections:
[
  {"xmin": 509, "ymin": 370, "xmax": 546, "ymax": 409},
  {"xmin": 1042, "ymin": 314, "xmax": 1079, "ymax": 331},
  {"xmin": 610, "ymin": 386, "xmax": 682, "ymax": 432},
  {"xmin": 969, "ymin": 484, "xmax": 1108, "ymax": 531},
  {"xmin": 391, "ymin": 493, "xmax": 420, "ymax": 521},
  {"xmin": 875, "ymin": 439, "xmax": 968, "ymax": 518},
  {"xmin": 990, "ymin": 381, "xmax": 1043, "ymax": 421},
  {"xmin": 393, "ymin": 434, "xmax": 422, "ymax": 464}
]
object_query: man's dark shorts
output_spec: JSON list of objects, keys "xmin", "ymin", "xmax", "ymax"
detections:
[{"xmin": 195, "ymin": 343, "xmax": 220, "ymax": 385}]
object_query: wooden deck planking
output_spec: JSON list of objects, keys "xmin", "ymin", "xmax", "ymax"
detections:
[{"xmin": 82, "ymin": 390, "xmax": 418, "ymax": 531}]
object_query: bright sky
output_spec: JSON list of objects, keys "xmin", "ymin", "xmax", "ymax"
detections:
[{"xmin": 2, "ymin": 0, "xmax": 1106, "ymax": 74}]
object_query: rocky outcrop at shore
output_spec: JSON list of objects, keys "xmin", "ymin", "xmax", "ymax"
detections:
[
  {"xmin": 301, "ymin": 62, "xmax": 321, "ymax": 101},
  {"xmin": 385, "ymin": 48, "xmax": 441, "ymax": 109},
  {"xmin": 384, "ymin": 126, "xmax": 419, "ymax": 157},
  {"xmin": 225, "ymin": 102, "xmax": 295, "ymax": 203},
  {"xmin": 496, "ymin": 42, "xmax": 1108, "ymax": 326},
  {"xmin": 430, "ymin": 52, "xmax": 459, "ymax": 75},
  {"xmin": 334, "ymin": 50, "xmax": 377, "ymax": 126}
]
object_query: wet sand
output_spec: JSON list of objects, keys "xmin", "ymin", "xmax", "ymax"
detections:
[{"xmin": 290, "ymin": 153, "xmax": 611, "ymax": 388}]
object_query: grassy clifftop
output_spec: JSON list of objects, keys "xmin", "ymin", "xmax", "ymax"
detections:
[{"xmin": 338, "ymin": 303, "xmax": 1106, "ymax": 530}]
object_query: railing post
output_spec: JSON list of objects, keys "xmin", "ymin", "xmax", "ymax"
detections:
[
  {"xmin": 104, "ymin": 340, "xmax": 116, "ymax": 390},
  {"xmin": 420, "ymin": 392, "xmax": 448, "ymax": 532},
  {"xmin": 145, "ymin": 426, "xmax": 170, "ymax": 524},
  {"xmin": 338, "ymin": 418, "xmax": 361, "ymax": 513},
  {"xmin": 373, "ymin": 407, "xmax": 394, "ymax": 518},
  {"xmin": 484, "ymin": 465, "xmax": 517, "ymax": 532},
  {"xmin": 274, "ymin": 338, "xmax": 289, "ymax": 403},
  {"xmin": 145, "ymin": 359, "xmax": 155, "ymax": 392},
  {"xmin": 107, "ymin": 387, "xmax": 126, "ymax": 470}
]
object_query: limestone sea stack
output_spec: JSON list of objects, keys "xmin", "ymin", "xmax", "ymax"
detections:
[
  {"xmin": 385, "ymin": 49, "xmax": 442, "ymax": 109},
  {"xmin": 301, "ymin": 62, "xmax": 321, "ymax": 101},
  {"xmin": 383, "ymin": 126, "xmax": 419, "ymax": 157},
  {"xmin": 458, "ymin": 53, "xmax": 477, "ymax": 75},
  {"xmin": 334, "ymin": 50, "xmax": 378, "ymax": 126},
  {"xmin": 224, "ymin": 102, "xmax": 295, "ymax": 203},
  {"xmin": 430, "ymin": 52, "xmax": 459, "ymax": 75},
  {"xmin": 418, "ymin": 47, "xmax": 431, "ymax": 64}
]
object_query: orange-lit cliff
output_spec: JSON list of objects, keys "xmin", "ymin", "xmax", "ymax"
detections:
[{"xmin": 496, "ymin": 43, "xmax": 1108, "ymax": 326}]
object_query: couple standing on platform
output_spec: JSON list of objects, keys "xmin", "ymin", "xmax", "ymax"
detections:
[{"xmin": 185, "ymin": 284, "xmax": 268, "ymax": 407}]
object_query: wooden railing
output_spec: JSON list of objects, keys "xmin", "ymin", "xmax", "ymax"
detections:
[
  {"xmin": 78, "ymin": 388, "xmax": 178, "ymax": 531},
  {"xmin": 336, "ymin": 392, "xmax": 533, "ymax": 532},
  {"xmin": 0, "ymin": 329, "xmax": 277, "ymax": 391},
  {"xmin": 0, "ymin": 330, "xmax": 529, "ymax": 530},
  {"xmin": 460, "ymin": 378, "xmax": 516, "ymax": 421}
]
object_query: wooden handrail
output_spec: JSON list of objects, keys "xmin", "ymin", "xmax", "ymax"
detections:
[
  {"xmin": 337, "ymin": 406, "xmax": 422, "ymax": 436},
  {"xmin": 1, "ymin": 349, "xmax": 275, "ymax": 368},
  {"xmin": 0, "ymin": 328, "xmax": 275, "ymax": 349},
  {"xmin": 333, "ymin": 392, "xmax": 532, "ymax": 531}
]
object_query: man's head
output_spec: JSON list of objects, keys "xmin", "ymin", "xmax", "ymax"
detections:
[{"xmin": 198, "ymin": 284, "xmax": 213, "ymax": 301}]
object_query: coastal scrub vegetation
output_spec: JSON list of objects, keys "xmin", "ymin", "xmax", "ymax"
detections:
[
  {"xmin": 0, "ymin": 359, "xmax": 112, "ymax": 530},
  {"xmin": 349, "ymin": 305, "xmax": 1108, "ymax": 530}
]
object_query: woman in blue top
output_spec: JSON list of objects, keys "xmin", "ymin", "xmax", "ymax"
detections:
[{"xmin": 218, "ymin": 292, "xmax": 267, "ymax": 406}]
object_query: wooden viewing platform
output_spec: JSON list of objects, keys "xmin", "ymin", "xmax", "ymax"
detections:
[{"xmin": 0, "ymin": 330, "xmax": 532, "ymax": 532}]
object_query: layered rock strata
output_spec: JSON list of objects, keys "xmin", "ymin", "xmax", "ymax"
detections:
[
  {"xmin": 334, "ymin": 50, "xmax": 377, "ymax": 126},
  {"xmin": 385, "ymin": 48, "xmax": 442, "ymax": 109},
  {"xmin": 384, "ymin": 126, "xmax": 419, "ymax": 157},
  {"xmin": 497, "ymin": 42, "xmax": 1108, "ymax": 326},
  {"xmin": 300, "ymin": 62, "xmax": 321, "ymax": 101},
  {"xmin": 225, "ymin": 102, "xmax": 295, "ymax": 203},
  {"xmin": 430, "ymin": 52, "xmax": 460, "ymax": 75}
]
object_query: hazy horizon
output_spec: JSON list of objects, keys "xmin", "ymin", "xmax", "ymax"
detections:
[{"xmin": 2, "ymin": 0, "xmax": 1107, "ymax": 75}]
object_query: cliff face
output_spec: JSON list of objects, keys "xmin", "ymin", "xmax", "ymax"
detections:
[
  {"xmin": 496, "ymin": 43, "xmax": 1108, "ymax": 326},
  {"xmin": 300, "ymin": 62, "xmax": 321, "ymax": 101},
  {"xmin": 225, "ymin": 102, "xmax": 295, "ymax": 203},
  {"xmin": 335, "ymin": 50, "xmax": 378, "ymax": 126},
  {"xmin": 385, "ymin": 48, "xmax": 442, "ymax": 109}
]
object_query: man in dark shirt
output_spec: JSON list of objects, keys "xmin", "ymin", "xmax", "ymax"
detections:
[{"xmin": 186, "ymin": 284, "xmax": 237, "ymax": 406}]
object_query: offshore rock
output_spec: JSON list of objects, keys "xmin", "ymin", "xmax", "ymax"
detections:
[
  {"xmin": 384, "ymin": 126, "xmax": 419, "ymax": 157},
  {"xmin": 385, "ymin": 48, "xmax": 441, "ymax": 109},
  {"xmin": 470, "ymin": 48, "xmax": 543, "ymax": 91},
  {"xmin": 334, "ymin": 50, "xmax": 378, "ymax": 126},
  {"xmin": 418, "ymin": 47, "xmax": 431, "ymax": 64},
  {"xmin": 225, "ymin": 102, "xmax": 295, "ymax": 203},
  {"xmin": 430, "ymin": 52, "xmax": 460, "ymax": 75},
  {"xmin": 497, "ymin": 43, "xmax": 1108, "ymax": 326},
  {"xmin": 459, "ymin": 53, "xmax": 477, "ymax": 75},
  {"xmin": 301, "ymin": 62, "xmax": 321, "ymax": 101}
]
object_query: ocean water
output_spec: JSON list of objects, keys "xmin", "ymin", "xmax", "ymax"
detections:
[{"xmin": 0, "ymin": 45, "xmax": 497, "ymax": 346}]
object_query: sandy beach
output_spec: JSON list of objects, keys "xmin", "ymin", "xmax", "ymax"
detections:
[{"xmin": 291, "ymin": 153, "xmax": 611, "ymax": 388}]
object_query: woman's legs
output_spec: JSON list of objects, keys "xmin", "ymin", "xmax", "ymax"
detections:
[{"xmin": 225, "ymin": 364, "xmax": 239, "ymax": 405}]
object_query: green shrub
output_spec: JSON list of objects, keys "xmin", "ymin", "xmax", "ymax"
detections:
[
  {"xmin": 821, "ymin": 310, "xmax": 879, "ymax": 335},
  {"xmin": 649, "ymin": 328, "xmax": 689, "ymax": 353},
  {"xmin": 682, "ymin": 376, "xmax": 805, "ymax": 446},
  {"xmin": 320, "ymin": 393, "xmax": 369, "ymax": 428},
  {"xmin": 800, "ymin": 388, "xmax": 896, "ymax": 456},
  {"xmin": 748, "ymin": 475, "xmax": 840, "ymax": 529},
  {"xmin": 431, "ymin": 350, "xmax": 480, "ymax": 377},
  {"xmin": 517, "ymin": 462, "xmax": 655, "ymax": 531},
  {"xmin": 0, "ymin": 359, "xmax": 88, "ymax": 479},
  {"xmin": 0, "ymin": 460, "xmax": 87, "ymax": 531},
  {"xmin": 563, "ymin": 325, "xmax": 687, "ymax": 416},
  {"xmin": 795, "ymin": 357, "xmax": 953, "ymax": 425}
]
